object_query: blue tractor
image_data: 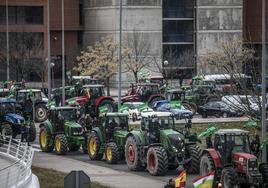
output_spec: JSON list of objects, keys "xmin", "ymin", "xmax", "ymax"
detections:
[{"xmin": 0, "ymin": 98, "xmax": 36, "ymax": 141}]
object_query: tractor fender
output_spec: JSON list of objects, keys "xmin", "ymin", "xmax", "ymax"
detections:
[
  {"xmin": 148, "ymin": 94, "xmax": 165, "ymax": 104},
  {"xmin": 95, "ymin": 96, "xmax": 114, "ymax": 107},
  {"xmin": 39, "ymin": 120, "xmax": 55, "ymax": 135},
  {"xmin": 203, "ymin": 149, "xmax": 222, "ymax": 168},
  {"xmin": 90, "ymin": 127, "xmax": 104, "ymax": 143},
  {"xmin": 126, "ymin": 131, "xmax": 144, "ymax": 146}
]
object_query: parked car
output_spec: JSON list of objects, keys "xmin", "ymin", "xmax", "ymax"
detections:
[
  {"xmin": 152, "ymin": 100, "xmax": 193, "ymax": 120},
  {"xmin": 121, "ymin": 102, "xmax": 153, "ymax": 121},
  {"xmin": 198, "ymin": 101, "xmax": 244, "ymax": 118}
]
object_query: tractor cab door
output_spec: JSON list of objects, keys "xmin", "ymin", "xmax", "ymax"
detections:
[
  {"xmin": 148, "ymin": 118, "xmax": 160, "ymax": 143},
  {"xmin": 214, "ymin": 134, "xmax": 228, "ymax": 164}
]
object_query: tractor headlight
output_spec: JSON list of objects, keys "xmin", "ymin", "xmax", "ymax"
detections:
[
  {"xmin": 247, "ymin": 158, "xmax": 258, "ymax": 172},
  {"xmin": 71, "ymin": 127, "xmax": 83, "ymax": 136}
]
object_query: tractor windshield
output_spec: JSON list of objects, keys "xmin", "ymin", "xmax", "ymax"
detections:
[
  {"xmin": 82, "ymin": 87, "xmax": 105, "ymax": 98},
  {"xmin": 0, "ymin": 102, "xmax": 16, "ymax": 113},
  {"xmin": 107, "ymin": 116, "xmax": 128, "ymax": 130},
  {"xmin": 229, "ymin": 135, "xmax": 250, "ymax": 153},
  {"xmin": 152, "ymin": 116, "xmax": 174, "ymax": 129},
  {"xmin": 60, "ymin": 109, "xmax": 78, "ymax": 121}
]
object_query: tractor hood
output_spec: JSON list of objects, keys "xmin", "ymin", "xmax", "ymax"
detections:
[
  {"xmin": 5, "ymin": 113, "xmax": 25, "ymax": 125},
  {"xmin": 64, "ymin": 121, "xmax": 82, "ymax": 128},
  {"xmin": 160, "ymin": 129, "xmax": 185, "ymax": 150},
  {"xmin": 114, "ymin": 130, "xmax": 129, "ymax": 138}
]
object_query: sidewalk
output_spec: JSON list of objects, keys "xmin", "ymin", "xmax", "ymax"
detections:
[{"xmin": 32, "ymin": 152, "xmax": 167, "ymax": 188}]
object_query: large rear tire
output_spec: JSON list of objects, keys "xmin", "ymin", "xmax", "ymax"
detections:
[
  {"xmin": 39, "ymin": 125, "xmax": 54, "ymax": 152},
  {"xmin": 221, "ymin": 167, "xmax": 239, "ymax": 188},
  {"xmin": 35, "ymin": 104, "xmax": 48, "ymax": 122},
  {"xmin": 87, "ymin": 132, "xmax": 102, "ymax": 160},
  {"xmin": 125, "ymin": 136, "xmax": 143, "ymax": 170},
  {"xmin": 146, "ymin": 146, "xmax": 168, "ymax": 176},
  {"xmin": 200, "ymin": 153, "xmax": 215, "ymax": 176},
  {"xmin": 184, "ymin": 145, "xmax": 202, "ymax": 174},
  {"xmin": 105, "ymin": 142, "xmax": 120, "ymax": 164},
  {"xmin": 54, "ymin": 134, "xmax": 68, "ymax": 155}
]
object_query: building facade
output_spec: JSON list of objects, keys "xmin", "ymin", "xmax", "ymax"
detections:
[
  {"xmin": 196, "ymin": 0, "xmax": 243, "ymax": 74},
  {"xmin": 0, "ymin": 0, "xmax": 82, "ymax": 86},
  {"xmin": 83, "ymin": 0, "xmax": 162, "ymax": 86}
]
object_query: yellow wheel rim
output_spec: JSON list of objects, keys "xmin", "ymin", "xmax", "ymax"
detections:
[
  {"xmin": 40, "ymin": 130, "xmax": 47, "ymax": 148},
  {"xmin": 89, "ymin": 138, "xmax": 96, "ymax": 156},
  {"xmin": 55, "ymin": 137, "xmax": 61, "ymax": 152},
  {"xmin": 106, "ymin": 146, "xmax": 112, "ymax": 161}
]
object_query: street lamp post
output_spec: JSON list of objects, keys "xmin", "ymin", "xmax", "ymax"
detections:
[
  {"xmin": 164, "ymin": 60, "xmax": 170, "ymax": 86},
  {"xmin": 47, "ymin": 0, "xmax": 52, "ymax": 99},
  {"xmin": 61, "ymin": 0, "xmax": 65, "ymax": 105},
  {"xmin": 118, "ymin": 0, "xmax": 123, "ymax": 110},
  {"xmin": 261, "ymin": 0, "xmax": 267, "ymax": 163},
  {"xmin": 51, "ymin": 62, "xmax": 55, "ymax": 89},
  {"xmin": 6, "ymin": 0, "xmax": 9, "ymax": 81}
]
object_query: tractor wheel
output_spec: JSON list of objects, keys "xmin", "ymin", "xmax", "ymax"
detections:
[
  {"xmin": 200, "ymin": 153, "xmax": 215, "ymax": 176},
  {"xmin": 87, "ymin": 132, "xmax": 102, "ymax": 160},
  {"xmin": 0, "ymin": 124, "xmax": 13, "ymax": 137},
  {"xmin": 221, "ymin": 167, "xmax": 239, "ymax": 188},
  {"xmin": 146, "ymin": 146, "xmax": 168, "ymax": 176},
  {"xmin": 28, "ymin": 123, "xmax": 36, "ymax": 142},
  {"xmin": 54, "ymin": 134, "xmax": 68, "ymax": 155},
  {"xmin": 260, "ymin": 163, "xmax": 268, "ymax": 184},
  {"xmin": 39, "ymin": 125, "xmax": 54, "ymax": 152},
  {"xmin": 35, "ymin": 104, "xmax": 48, "ymax": 122},
  {"xmin": 99, "ymin": 100, "xmax": 114, "ymax": 112},
  {"xmin": 69, "ymin": 144, "xmax": 81, "ymax": 152},
  {"xmin": 125, "ymin": 136, "xmax": 143, "ymax": 171},
  {"xmin": 184, "ymin": 145, "xmax": 202, "ymax": 174},
  {"xmin": 105, "ymin": 142, "xmax": 120, "ymax": 164},
  {"xmin": 202, "ymin": 113, "xmax": 208, "ymax": 118}
]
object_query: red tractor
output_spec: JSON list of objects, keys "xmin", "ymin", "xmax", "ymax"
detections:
[
  {"xmin": 67, "ymin": 84, "xmax": 115, "ymax": 117},
  {"xmin": 200, "ymin": 129, "xmax": 268, "ymax": 188},
  {"xmin": 122, "ymin": 83, "xmax": 164, "ymax": 106}
]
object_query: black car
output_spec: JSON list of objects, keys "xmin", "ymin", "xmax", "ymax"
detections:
[{"xmin": 198, "ymin": 101, "xmax": 243, "ymax": 118}]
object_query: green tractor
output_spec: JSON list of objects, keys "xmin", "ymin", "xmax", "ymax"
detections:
[
  {"xmin": 87, "ymin": 112, "xmax": 129, "ymax": 164},
  {"xmin": 124, "ymin": 111, "xmax": 201, "ymax": 176},
  {"xmin": 39, "ymin": 106, "xmax": 87, "ymax": 155}
]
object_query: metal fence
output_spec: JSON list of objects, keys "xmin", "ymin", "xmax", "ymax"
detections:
[{"xmin": 0, "ymin": 136, "xmax": 34, "ymax": 188}]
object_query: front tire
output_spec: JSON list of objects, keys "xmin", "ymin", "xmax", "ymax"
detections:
[
  {"xmin": 184, "ymin": 145, "xmax": 202, "ymax": 174},
  {"xmin": 146, "ymin": 146, "xmax": 168, "ymax": 176},
  {"xmin": 221, "ymin": 167, "xmax": 239, "ymax": 188},
  {"xmin": 105, "ymin": 142, "xmax": 120, "ymax": 164},
  {"xmin": 200, "ymin": 153, "xmax": 215, "ymax": 176},
  {"xmin": 28, "ymin": 123, "xmax": 36, "ymax": 142},
  {"xmin": 35, "ymin": 104, "xmax": 48, "ymax": 122},
  {"xmin": 54, "ymin": 134, "xmax": 68, "ymax": 155},
  {"xmin": 39, "ymin": 125, "xmax": 54, "ymax": 152},
  {"xmin": 0, "ymin": 124, "xmax": 13, "ymax": 137},
  {"xmin": 125, "ymin": 136, "xmax": 143, "ymax": 171},
  {"xmin": 87, "ymin": 132, "xmax": 102, "ymax": 160}
]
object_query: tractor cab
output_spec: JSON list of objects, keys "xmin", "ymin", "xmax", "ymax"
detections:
[
  {"xmin": 49, "ymin": 106, "xmax": 81, "ymax": 130},
  {"xmin": 81, "ymin": 85, "xmax": 106, "ymax": 99},
  {"xmin": 141, "ymin": 112, "xmax": 175, "ymax": 143},
  {"xmin": 101, "ymin": 113, "xmax": 129, "ymax": 131},
  {"xmin": 214, "ymin": 129, "xmax": 251, "ymax": 164}
]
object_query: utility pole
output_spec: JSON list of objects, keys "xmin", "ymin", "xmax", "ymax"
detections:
[
  {"xmin": 6, "ymin": 0, "xmax": 9, "ymax": 81},
  {"xmin": 261, "ymin": 0, "xmax": 267, "ymax": 163},
  {"xmin": 47, "ymin": 0, "xmax": 52, "ymax": 99},
  {"xmin": 62, "ymin": 0, "xmax": 65, "ymax": 105},
  {"xmin": 118, "ymin": 0, "xmax": 123, "ymax": 110}
]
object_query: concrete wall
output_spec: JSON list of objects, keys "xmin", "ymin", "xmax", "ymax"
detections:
[
  {"xmin": 83, "ymin": 0, "xmax": 162, "ymax": 86},
  {"xmin": 196, "ymin": 0, "xmax": 242, "ymax": 74}
]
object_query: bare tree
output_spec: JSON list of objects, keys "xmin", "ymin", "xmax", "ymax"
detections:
[
  {"xmin": 202, "ymin": 39, "xmax": 261, "ymax": 120},
  {"xmin": 123, "ymin": 31, "xmax": 151, "ymax": 83},
  {"xmin": 75, "ymin": 36, "xmax": 118, "ymax": 95}
]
